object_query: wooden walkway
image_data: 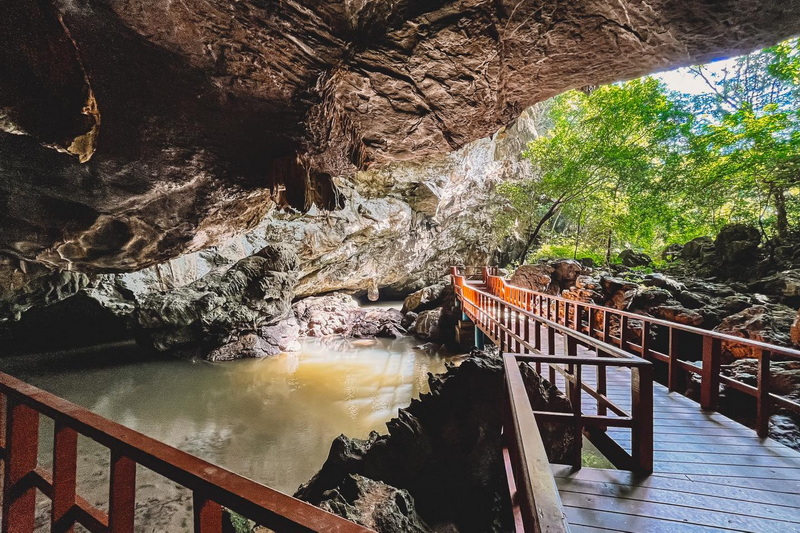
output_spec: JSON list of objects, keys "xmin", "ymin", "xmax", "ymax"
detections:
[{"xmin": 539, "ymin": 328, "xmax": 800, "ymax": 532}]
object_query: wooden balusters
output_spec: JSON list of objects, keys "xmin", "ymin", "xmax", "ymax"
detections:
[
  {"xmin": 52, "ymin": 422, "xmax": 78, "ymax": 533},
  {"xmin": 2, "ymin": 397, "xmax": 39, "ymax": 533},
  {"xmin": 756, "ymin": 349, "xmax": 771, "ymax": 437},
  {"xmin": 193, "ymin": 495, "xmax": 223, "ymax": 533},
  {"xmin": 631, "ymin": 364, "xmax": 654, "ymax": 473},
  {"xmin": 109, "ymin": 452, "xmax": 136, "ymax": 533},
  {"xmin": 700, "ymin": 336, "xmax": 722, "ymax": 410}
]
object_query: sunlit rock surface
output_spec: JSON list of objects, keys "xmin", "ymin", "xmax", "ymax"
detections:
[{"xmin": 2, "ymin": 0, "xmax": 800, "ymax": 275}]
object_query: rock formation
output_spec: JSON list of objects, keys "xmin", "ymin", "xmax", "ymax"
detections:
[
  {"xmin": 293, "ymin": 294, "xmax": 405, "ymax": 339},
  {"xmin": 296, "ymin": 349, "xmax": 577, "ymax": 532},
  {"xmin": 135, "ymin": 244, "xmax": 301, "ymax": 360},
  {"xmin": 2, "ymin": 0, "xmax": 800, "ymax": 278}
]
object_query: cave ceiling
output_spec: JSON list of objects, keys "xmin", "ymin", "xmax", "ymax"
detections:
[{"xmin": 1, "ymin": 0, "xmax": 799, "ymax": 273}]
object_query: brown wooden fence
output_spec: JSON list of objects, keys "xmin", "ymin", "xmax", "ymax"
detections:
[
  {"xmin": 0, "ymin": 372, "xmax": 372, "ymax": 533},
  {"xmin": 477, "ymin": 266, "xmax": 800, "ymax": 438}
]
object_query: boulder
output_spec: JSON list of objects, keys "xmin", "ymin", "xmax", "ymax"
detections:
[
  {"xmin": 714, "ymin": 305, "xmax": 795, "ymax": 362},
  {"xmin": 642, "ymin": 273, "xmax": 685, "ymax": 292},
  {"xmin": 412, "ymin": 308, "xmax": 443, "ymax": 341},
  {"xmin": 680, "ymin": 236, "xmax": 715, "ymax": 260},
  {"xmin": 551, "ymin": 260, "xmax": 586, "ymax": 289},
  {"xmin": 650, "ymin": 305, "xmax": 704, "ymax": 327},
  {"xmin": 661, "ymin": 243, "xmax": 683, "ymax": 261},
  {"xmin": 713, "ymin": 224, "xmax": 762, "ymax": 278},
  {"xmin": 600, "ymin": 276, "xmax": 639, "ymax": 309},
  {"xmin": 619, "ymin": 249, "xmax": 652, "ymax": 268},
  {"xmin": 401, "ymin": 282, "xmax": 448, "ymax": 314},
  {"xmin": 749, "ymin": 270, "xmax": 800, "ymax": 306},
  {"xmin": 509, "ymin": 264, "xmax": 556, "ymax": 293}
]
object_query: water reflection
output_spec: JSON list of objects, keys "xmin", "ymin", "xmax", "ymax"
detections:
[{"xmin": 2, "ymin": 336, "xmax": 450, "ymax": 497}]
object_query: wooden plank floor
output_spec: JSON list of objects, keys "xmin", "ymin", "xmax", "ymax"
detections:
[{"xmin": 511, "ymin": 322, "xmax": 800, "ymax": 532}]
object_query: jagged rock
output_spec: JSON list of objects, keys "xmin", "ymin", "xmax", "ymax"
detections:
[
  {"xmin": 619, "ymin": 249, "xmax": 653, "ymax": 268},
  {"xmin": 551, "ymin": 260, "xmax": 586, "ymax": 289},
  {"xmin": 675, "ymin": 291, "xmax": 709, "ymax": 310},
  {"xmin": 714, "ymin": 305, "xmax": 796, "ymax": 362},
  {"xmin": 294, "ymin": 294, "xmax": 405, "ymax": 339},
  {"xmin": 135, "ymin": 244, "xmax": 299, "ymax": 359},
  {"xmin": 402, "ymin": 283, "xmax": 449, "ymax": 314},
  {"xmin": 297, "ymin": 349, "xmax": 578, "ymax": 532},
  {"xmin": 315, "ymin": 475, "xmax": 429, "ymax": 533},
  {"xmin": 601, "ymin": 276, "xmax": 640, "ymax": 309},
  {"xmin": 208, "ymin": 317, "xmax": 301, "ymax": 361},
  {"xmin": 713, "ymin": 224, "xmax": 763, "ymax": 279},
  {"xmin": 412, "ymin": 309, "xmax": 443, "ymax": 341},
  {"xmin": 518, "ymin": 363, "xmax": 578, "ymax": 463},
  {"xmin": 749, "ymin": 270, "xmax": 800, "ymax": 306},
  {"xmin": 401, "ymin": 312, "xmax": 418, "ymax": 331},
  {"xmin": 661, "ymin": 243, "xmax": 683, "ymax": 261},
  {"xmin": 630, "ymin": 287, "xmax": 673, "ymax": 309}
]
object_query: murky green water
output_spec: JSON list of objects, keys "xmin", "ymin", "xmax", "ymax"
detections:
[{"xmin": 0, "ymin": 336, "xmax": 451, "ymax": 530}]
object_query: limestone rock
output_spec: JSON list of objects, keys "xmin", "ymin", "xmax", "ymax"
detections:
[
  {"xmin": 509, "ymin": 264, "xmax": 556, "ymax": 293},
  {"xmin": 4, "ymin": 1, "xmax": 799, "ymax": 275},
  {"xmin": 680, "ymin": 236, "xmax": 715, "ymax": 260},
  {"xmin": 749, "ymin": 270, "xmax": 800, "ymax": 306},
  {"xmin": 135, "ymin": 244, "xmax": 299, "ymax": 359},
  {"xmin": 412, "ymin": 308, "xmax": 443, "ymax": 341},
  {"xmin": 714, "ymin": 305, "xmax": 795, "ymax": 362},
  {"xmin": 293, "ymin": 294, "xmax": 405, "ymax": 339},
  {"xmin": 401, "ymin": 283, "xmax": 448, "ymax": 314},
  {"xmin": 315, "ymin": 475, "xmax": 429, "ymax": 533}
]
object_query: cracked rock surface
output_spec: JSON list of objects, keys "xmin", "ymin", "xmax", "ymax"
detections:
[{"xmin": 2, "ymin": 0, "xmax": 800, "ymax": 275}]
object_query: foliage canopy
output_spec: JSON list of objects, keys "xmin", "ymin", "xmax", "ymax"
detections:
[{"xmin": 497, "ymin": 38, "xmax": 800, "ymax": 264}]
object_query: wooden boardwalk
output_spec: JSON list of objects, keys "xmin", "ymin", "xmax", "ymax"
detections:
[{"xmin": 539, "ymin": 330, "xmax": 800, "ymax": 532}]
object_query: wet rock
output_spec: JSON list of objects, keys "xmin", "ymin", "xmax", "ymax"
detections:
[
  {"xmin": 619, "ymin": 249, "xmax": 652, "ymax": 268},
  {"xmin": 135, "ymin": 244, "xmax": 299, "ymax": 359},
  {"xmin": 412, "ymin": 308, "xmax": 443, "ymax": 341},
  {"xmin": 294, "ymin": 294, "xmax": 405, "ymax": 339},
  {"xmin": 714, "ymin": 305, "xmax": 795, "ymax": 362}
]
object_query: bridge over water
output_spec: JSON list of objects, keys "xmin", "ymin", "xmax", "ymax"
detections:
[{"xmin": 0, "ymin": 267, "xmax": 798, "ymax": 532}]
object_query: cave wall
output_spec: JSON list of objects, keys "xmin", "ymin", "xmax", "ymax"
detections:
[{"xmin": 2, "ymin": 0, "xmax": 799, "ymax": 277}]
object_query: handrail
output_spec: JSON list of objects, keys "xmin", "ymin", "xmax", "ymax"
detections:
[
  {"xmin": 453, "ymin": 270, "xmax": 654, "ymax": 474},
  {"xmin": 503, "ymin": 354, "xmax": 570, "ymax": 533},
  {"xmin": 458, "ymin": 265, "xmax": 800, "ymax": 437},
  {"xmin": 0, "ymin": 372, "xmax": 372, "ymax": 533}
]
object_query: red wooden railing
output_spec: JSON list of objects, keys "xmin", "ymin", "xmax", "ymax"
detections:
[
  {"xmin": 474, "ymin": 266, "xmax": 800, "ymax": 438},
  {"xmin": 0, "ymin": 372, "xmax": 372, "ymax": 533},
  {"xmin": 452, "ymin": 268, "xmax": 654, "ymax": 473}
]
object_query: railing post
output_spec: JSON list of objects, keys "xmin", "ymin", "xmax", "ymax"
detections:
[
  {"xmin": 700, "ymin": 336, "xmax": 722, "ymax": 411},
  {"xmin": 109, "ymin": 452, "xmax": 137, "ymax": 533},
  {"xmin": 620, "ymin": 315, "xmax": 629, "ymax": 350},
  {"xmin": 756, "ymin": 349, "xmax": 771, "ymax": 438},
  {"xmin": 2, "ymin": 396, "xmax": 39, "ymax": 533},
  {"xmin": 602, "ymin": 310, "xmax": 611, "ymax": 343},
  {"xmin": 631, "ymin": 364, "xmax": 654, "ymax": 474},
  {"xmin": 51, "ymin": 422, "xmax": 78, "ymax": 533},
  {"xmin": 193, "ymin": 494, "xmax": 223, "ymax": 533},
  {"xmin": 667, "ymin": 327, "xmax": 682, "ymax": 393},
  {"xmin": 641, "ymin": 322, "xmax": 651, "ymax": 360}
]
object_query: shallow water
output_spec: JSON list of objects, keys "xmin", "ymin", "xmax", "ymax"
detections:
[{"xmin": 0, "ymin": 335, "xmax": 451, "ymax": 530}]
